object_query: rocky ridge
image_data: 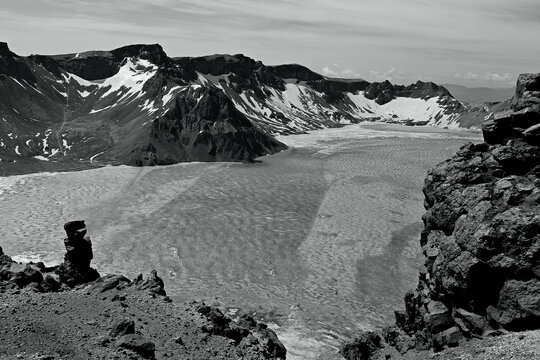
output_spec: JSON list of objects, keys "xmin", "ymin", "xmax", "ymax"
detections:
[
  {"xmin": 0, "ymin": 41, "xmax": 493, "ymax": 175},
  {"xmin": 0, "ymin": 221, "xmax": 286, "ymax": 360},
  {"xmin": 340, "ymin": 74, "xmax": 540, "ymax": 359}
]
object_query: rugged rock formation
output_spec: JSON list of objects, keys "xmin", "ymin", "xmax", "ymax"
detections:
[
  {"xmin": 363, "ymin": 80, "xmax": 455, "ymax": 105},
  {"xmin": 342, "ymin": 74, "xmax": 540, "ymax": 358},
  {"xmin": 1, "ymin": 41, "xmax": 488, "ymax": 175},
  {"xmin": 196, "ymin": 303, "xmax": 286, "ymax": 359},
  {"xmin": 1, "ymin": 221, "xmax": 101, "ymax": 292},
  {"xmin": 125, "ymin": 87, "xmax": 287, "ymax": 165},
  {"xmin": 0, "ymin": 221, "xmax": 287, "ymax": 359},
  {"xmin": 55, "ymin": 220, "xmax": 100, "ymax": 287}
]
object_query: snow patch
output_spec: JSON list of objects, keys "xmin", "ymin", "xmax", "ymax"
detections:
[
  {"xmin": 196, "ymin": 72, "xmax": 210, "ymax": 86},
  {"xmin": 9, "ymin": 77, "xmax": 26, "ymax": 89},
  {"xmin": 90, "ymin": 151, "xmax": 105, "ymax": 163},
  {"xmin": 78, "ymin": 90, "xmax": 92, "ymax": 97},
  {"xmin": 99, "ymin": 58, "xmax": 157, "ymax": 100},
  {"xmin": 162, "ymin": 85, "xmax": 182, "ymax": 104},
  {"xmin": 62, "ymin": 72, "xmax": 96, "ymax": 87},
  {"xmin": 62, "ymin": 139, "xmax": 72, "ymax": 150},
  {"xmin": 34, "ymin": 155, "xmax": 49, "ymax": 161},
  {"xmin": 89, "ymin": 105, "xmax": 112, "ymax": 114},
  {"xmin": 346, "ymin": 92, "xmax": 459, "ymax": 127}
]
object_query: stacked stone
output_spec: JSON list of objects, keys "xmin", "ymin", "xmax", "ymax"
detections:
[{"xmin": 55, "ymin": 220, "xmax": 100, "ymax": 287}]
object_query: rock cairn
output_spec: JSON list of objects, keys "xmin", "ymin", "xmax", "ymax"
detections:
[
  {"xmin": 55, "ymin": 220, "xmax": 100, "ymax": 287},
  {"xmin": 341, "ymin": 74, "xmax": 540, "ymax": 359}
]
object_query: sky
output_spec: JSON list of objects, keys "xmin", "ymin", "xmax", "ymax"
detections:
[{"xmin": 1, "ymin": 0, "xmax": 539, "ymax": 88}]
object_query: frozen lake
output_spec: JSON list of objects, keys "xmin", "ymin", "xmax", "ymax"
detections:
[{"xmin": 0, "ymin": 123, "xmax": 482, "ymax": 359}]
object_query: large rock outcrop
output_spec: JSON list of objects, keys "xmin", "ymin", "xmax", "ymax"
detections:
[
  {"xmin": 342, "ymin": 73, "xmax": 540, "ymax": 358},
  {"xmin": 55, "ymin": 220, "xmax": 100, "ymax": 286},
  {"xmin": 399, "ymin": 74, "xmax": 540, "ymax": 348},
  {"xmin": 0, "ymin": 220, "xmax": 103, "ymax": 292}
]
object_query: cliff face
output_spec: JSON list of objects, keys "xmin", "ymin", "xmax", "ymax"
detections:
[
  {"xmin": 400, "ymin": 74, "xmax": 540, "ymax": 349},
  {"xmin": 342, "ymin": 74, "xmax": 540, "ymax": 358},
  {"xmin": 123, "ymin": 87, "xmax": 287, "ymax": 166}
]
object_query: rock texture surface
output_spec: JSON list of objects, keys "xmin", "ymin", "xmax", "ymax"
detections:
[
  {"xmin": 342, "ymin": 74, "xmax": 540, "ymax": 358},
  {"xmin": 0, "ymin": 222, "xmax": 286, "ymax": 359}
]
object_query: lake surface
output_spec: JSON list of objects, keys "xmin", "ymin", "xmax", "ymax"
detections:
[{"xmin": 0, "ymin": 123, "xmax": 482, "ymax": 359}]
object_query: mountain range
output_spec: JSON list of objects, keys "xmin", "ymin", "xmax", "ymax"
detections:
[{"xmin": 0, "ymin": 42, "xmax": 511, "ymax": 171}]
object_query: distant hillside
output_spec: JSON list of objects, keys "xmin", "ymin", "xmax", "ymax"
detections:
[{"xmin": 442, "ymin": 84, "xmax": 515, "ymax": 103}]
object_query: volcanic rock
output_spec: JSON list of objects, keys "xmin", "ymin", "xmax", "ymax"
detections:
[
  {"xmin": 134, "ymin": 270, "xmax": 166, "ymax": 296},
  {"xmin": 55, "ymin": 220, "xmax": 100, "ymax": 287},
  {"xmin": 41, "ymin": 274, "xmax": 61, "ymax": 293},
  {"xmin": 0, "ymin": 246, "xmax": 15, "ymax": 281},
  {"xmin": 340, "ymin": 331, "xmax": 383, "ymax": 360},
  {"xmin": 115, "ymin": 334, "xmax": 156, "ymax": 359},
  {"xmin": 11, "ymin": 265, "xmax": 44, "ymax": 289},
  {"xmin": 512, "ymin": 73, "xmax": 540, "ymax": 112},
  {"xmin": 396, "ymin": 75, "xmax": 540, "ymax": 348},
  {"xmin": 343, "ymin": 74, "xmax": 540, "ymax": 355},
  {"xmin": 196, "ymin": 302, "xmax": 248, "ymax": 344},
  {"xmin": 236, "ymin": 314, "xmax": 286, "ymax": 359},
  {"xmin": 110, "ymin": 318, "xmax": 136, "ymax": 338},
  {"xmin": 497, "ymin": 279, "xmax": 540, "ymax": 330}
]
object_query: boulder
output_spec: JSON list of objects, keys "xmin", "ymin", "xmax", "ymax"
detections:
[
  {"xmin": 432, "ymin": 326, "xmax": 462, "ymax": 351},
  {"xmin": 512, "ymin": 73, "xmax": 540, "ymax": 112},
  {"xmin": 257, "ymin": 327, "xmax": 287, "ymax": 360},
  {"xmin": 340, "ymin": 331, "xmax": 383, "ymax": 360},
  {"xmin": 523, "ymin": 123, "xmax": 540, "ymax": 145},
  {"xmin": 455, "ymin": 308, "xmax": 486, "ymax": 335},
  {"xmin": 41, "ymin": 274, "xmax": 61, "ymax": 292},
  {"xmin": 0, "ymin": 246, "xmax": 15, "ymax": 281},
  {"xmin": 11, "ymin": 264, "xmax": 44, "ymax": 288},
  {"xmin": 423, "ymin": 301, "xmax": 454, "ymax": 334},
  {"xmin": 110, "ymin": 318, "xmax": 135, "ymax": 338},
  {"xmin": 135, "ymin": 270, "xmax": 166, "ymax": 296},
  {"xmin": 381, "ymin": 326, "xmax": 415, "ymax": 354},
  {"xmin": 482, "ymin": 114, "xmax": 513, "ymax": 145},
  {"xmin": 88, "ymin": 274, "xmax": 131, "ymax": 293},
  {"xmin": 196, "ymin": 303, "xmax": 248, "ymax": 344},
  {"xmin": 497, "ymin": 279, "xmax": 540, "ymax": 330},
  {"xmin": 115, "ymin": 334, "xmax": 155, "ymax": 359}
]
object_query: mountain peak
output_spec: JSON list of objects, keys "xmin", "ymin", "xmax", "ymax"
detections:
[
  {"xmin": 0, "ymin": 41, "xmax": 16, "ymax": 57},
  {"xmin": 111, "ymin": 43, "xmax": 168, "ymax": 65}
]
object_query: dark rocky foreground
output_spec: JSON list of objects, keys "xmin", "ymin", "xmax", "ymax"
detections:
[
  {"xmin": 340, "ymin": 75, "xmax": 540, "ymax": 359},
  {"xmin": 0, "ymin": 221, "xmax": 286, "ymax": 360}
]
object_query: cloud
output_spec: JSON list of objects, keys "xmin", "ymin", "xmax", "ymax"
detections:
[
  {"xmin": 321, "ymin": 66, "xmax": 363, "ymax": 79},
  {"xmin": 0, "ymin": 0, "xmax": 537, "ymax": 88},
  {"xmin": 368, "ymin": 68, "xmax": 409, "ymax": 83},
  {"xmin": 454, "ymin": 72, "xmax": 512, "ymax": 83}
]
